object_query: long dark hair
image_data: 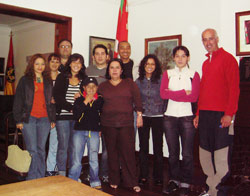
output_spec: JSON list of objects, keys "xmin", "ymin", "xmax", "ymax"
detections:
[
  {"xmin": 138, "ymin": 54, "xmax": 162, "ymax": 83},
  {"xmin": 105, "ymin": 58, "xmax": 125, "ymax": 80},
  {"xmin": 24, "ymin": 53, "xmax": 51, "ymax": 80},
  {"xmin": 64, "ymin": 53, "xmax": 86, "ymax": 80}
]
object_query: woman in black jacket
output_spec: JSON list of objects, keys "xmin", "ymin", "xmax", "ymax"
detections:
[
  {"xmin": 53, "ymin": 53, "xmax": 87, "ymax": 176},
  {"xmin": 13, "ymin": 53, "xmax": 56, "ymax": 180}
]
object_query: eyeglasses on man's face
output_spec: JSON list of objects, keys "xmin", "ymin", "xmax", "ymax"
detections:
[{"xmin": 60, "ymin": 45, "xmax": 71, "ymax": 49}]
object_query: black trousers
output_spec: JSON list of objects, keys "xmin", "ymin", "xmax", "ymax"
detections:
[
  {"xmin": 138, "ymin": 116, "xmax": 163, "ymax": 181},
  {"xmin": 102, "ymin": 126, "xmax": 138, "ymax": 187},
  {"xmin": 163, "ymin": 115, "xmax": 195, "ymax": 186}
]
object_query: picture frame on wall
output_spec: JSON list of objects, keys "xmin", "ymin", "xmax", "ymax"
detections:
[
  {"xmin": 0, "ymin": 75, "xmax": 4, "ymax": 91},
  {"xmin": 0, "ymin": 58, "xmax": 5, "ymax": 74},
  {"xmin": 145, "ymin": 35, "xmax": 182, "ymax": 71},
  {"xmin": 89, "ymin": 36, "xmax": 115, "ymax": 66},
  {"xmin": 236, "ymin": 10, "xmax": 250, "ymax": 56}
]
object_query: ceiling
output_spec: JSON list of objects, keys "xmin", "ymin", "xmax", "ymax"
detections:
[{"xmin": 0, "ymin": 14, "xmax": 32, "ymax": 27}]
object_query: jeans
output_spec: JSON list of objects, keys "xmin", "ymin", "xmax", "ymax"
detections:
[
  {"xmin": 22, "ymin": 116, "xmax": 51, "ymax": 180},
  {"xmin": 68, "ymin": 130, "xmax": 101, "ymax": 187},
  {"xmin": 138, "ymin": 116, "xmax": 163, "ymax": 181},
  {"xmin": 56, "ymin": 120, "xmax": 74, "ymax": 173},
  {"xmin": 163, "ymin": 115, "xmax": 195, "ymax": 186},
  {"xmin": 46, "ymin": 127, "xmax": 58, "ymax": 171},
  {"xmin": 99, "ymin": 134, "xmax": 108, "ymax": 178}
]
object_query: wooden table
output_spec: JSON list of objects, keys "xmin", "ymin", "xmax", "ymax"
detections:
[{"xmin": 0, "ymin": 175, "xmax": 111, "ymax": 196}]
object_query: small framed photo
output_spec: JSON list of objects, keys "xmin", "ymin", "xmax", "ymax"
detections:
[
  {"xmin": 239, "ymin": 57, "xmax": 250, "ymax": 82},
  {"xmin": 236, "ymin": 10, "xmax": 250, "ymax": 56},
  {"xmin": 89, "ymin": 36, "xmax": 115, "ymax": 66},
  {"xmin": 145, "ymin": 35, "xmax": 182, "ymax": 71},
  {"xmin": 0, "ymin": 58, "xmax": 5, "ymax": 74},
  {"xmin": 0, "ymin": 75, "xmax": 4, "ymax": 91}
]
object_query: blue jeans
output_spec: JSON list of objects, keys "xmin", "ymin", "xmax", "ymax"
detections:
[
  {"xmin": 163, "ymin": 115, "xmax": 195, "ymax": 186},
  {"xmin": 68, "ymin": 130, "xmax": 101, "ymax": 187},
  {"xmin": 22, "ymin": 116, "xmax": 51, "ymax": 180},
  {"xmin": 56, "ymin": 120, "xmax": 74, "ymax": 173},
  {"xmin": 46, "ymin": 127, "xmax": 58, "ymax": 171}
]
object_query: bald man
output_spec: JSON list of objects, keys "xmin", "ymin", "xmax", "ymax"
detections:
[{"xmin": 194, "ymin": 29, "xmax": 240, "ymax": 196}]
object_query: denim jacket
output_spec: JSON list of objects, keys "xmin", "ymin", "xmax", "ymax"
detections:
[{"xmin": 135, "ymin": 77, "xmax": 164, "ymax": 116}]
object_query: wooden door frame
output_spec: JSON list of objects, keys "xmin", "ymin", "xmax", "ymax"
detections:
[{"xmin": 0, "ymin": 3, "xmax": 72, "ymax": 52}]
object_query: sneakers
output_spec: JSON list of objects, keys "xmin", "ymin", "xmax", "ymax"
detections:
[
  {"xmin": 45, "ymin": 171, "xmax": 58, "ymax": 177},
  {"xmin": 198, "ymin": 191, "xmax": 211, "ymax": 196},
  {"xmin": 163, "ymin": 181, "xmax": 179, "ymax": 194},
  {"xmin": 101, "ymin": 176, "xmax": 109, "ymax": 183},
  {"xmin": 93, "ymin": 185, "xmax": 102, "ymax": 191},
  {"xmin": 85, "ymin": 174, "xmax": 90, "ymax": 182}
]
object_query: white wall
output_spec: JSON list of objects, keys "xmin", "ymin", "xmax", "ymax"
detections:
[
  {"xmin": 0, "ymin": 25, "xmax": 11, "ymax": 94},
  {"xmin": 0, "ymin": 0, "xmax": 119, "ymax": 67},
  {"xmin": 12, "ymin": 20, "xmax": 55, "ymax": 84}
]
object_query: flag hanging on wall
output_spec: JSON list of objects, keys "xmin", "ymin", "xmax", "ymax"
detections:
[
  {"xmin": 114, "ymin": 0, "xmax": 128, "ymax": 58},
  {"xmin": 4, "ymin": 33, "xmax": 15, "ymax": 95}
]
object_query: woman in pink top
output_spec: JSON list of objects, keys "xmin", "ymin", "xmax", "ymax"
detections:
[{"xmin": 160, "ymin": 46, "xmax": 200, "ymax": 195}]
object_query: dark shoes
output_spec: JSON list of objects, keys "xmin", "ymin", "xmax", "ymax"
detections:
[
  {"xmin": 154, "ymin": 180, "xmax": 163, "ymax": 186},
  {"xmin": 179, "ymin": 187, "xmax": 190, "ymax": 196},
  {"xmin": 45, "ymin": 171, "xmax": 58, "ymax": 177},
  {"xmin": 198, "ymin": 191, "xmax": 211, "ymax": 196},
  {"xmin": 163, "ymin": 181, "xmax": 179, "ymax": 194},
  {"xmin": 138, "ymin": 178, "xmax": 148, "ymax": 185}
]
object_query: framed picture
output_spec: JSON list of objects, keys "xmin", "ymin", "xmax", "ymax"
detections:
[
  {"xmin": 239, "ymin": 57, "xmax": 250, "ymax": 82},
  {"xmin": 0, "ymin": 75, "xmax": 4, "ymax": 91},
  {"xmin": 89, "ymin": 36, "xmax": 115, "ymax": 66},
  {"xmin": 236, "ymin": 11, "xmax": 250, "ymax": 56},
  {"xmin": 0, "ymin": 58, "xmax": 5, "ymax": 74},
  {"xmin": 145, "ymin": 35, "xmax": 182, "ymax": 71}
]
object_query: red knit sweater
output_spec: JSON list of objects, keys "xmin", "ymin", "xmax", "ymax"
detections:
[{"xmin": 198, "ymin": 48, "xmax": 240, "ymax": 116}]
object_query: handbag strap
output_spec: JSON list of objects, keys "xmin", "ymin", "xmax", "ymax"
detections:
[{"xmin": 13, "ymin": 128, "xmax": 19, "ymax": 145}]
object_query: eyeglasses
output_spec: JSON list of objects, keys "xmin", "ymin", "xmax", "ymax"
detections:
[{"xmin": 60, "ymin": 45, "xmax": 71, "ymax": 49}]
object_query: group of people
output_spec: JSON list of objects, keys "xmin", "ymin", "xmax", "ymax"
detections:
[{"xmin": 13, "ymin": 28, "xmax": 239, "ymax": 196}]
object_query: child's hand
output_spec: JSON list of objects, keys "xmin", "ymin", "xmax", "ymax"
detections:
[
  {"xmin": 84, "ymin": 94, "xmax": 94, "ymax": 105},
  {"xmin": 74, "ymin": 92, "xmax": 81, "ymax": 99}
]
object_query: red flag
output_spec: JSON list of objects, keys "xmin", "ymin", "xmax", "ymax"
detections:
[
  {"xmin": 4, "ymin": 34, "xmax": 15, "ymax": 95},
  {"xmin": 114, "ymin": 0, "xmax": 128, "ymax": 58}
]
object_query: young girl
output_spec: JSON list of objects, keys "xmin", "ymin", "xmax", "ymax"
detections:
[
  {"xmin": 160, "ymin": 46, "xmax": 200, "ymax": 195},
  {"xmin": 53, "ymin": 53, "xmax": 87, "ymax": 176},
  {"xmin": 13, "ymin": 53, "xmax": 56, "ymax": 180},
  {"xmin": 135, "ymin": 54, "xmax": 164, "ymax": 186}
]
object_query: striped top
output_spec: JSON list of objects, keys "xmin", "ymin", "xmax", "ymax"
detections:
[{"xmin": 60, "ymin": 82, "xmax": 80, "ymax": 116}]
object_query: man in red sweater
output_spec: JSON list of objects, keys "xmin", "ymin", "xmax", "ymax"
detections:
[{"xmin": 194, "ymin": 29, "xmax": 240, "ymax": 196}]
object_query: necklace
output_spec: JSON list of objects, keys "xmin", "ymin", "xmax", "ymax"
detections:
[
  {"xmin": 37, "ymin": 77, "xmax": 41, "ymax": 83},
  {"xmin": 110, "ymin": 78, "xmax": 122, "ymax": 86}
]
